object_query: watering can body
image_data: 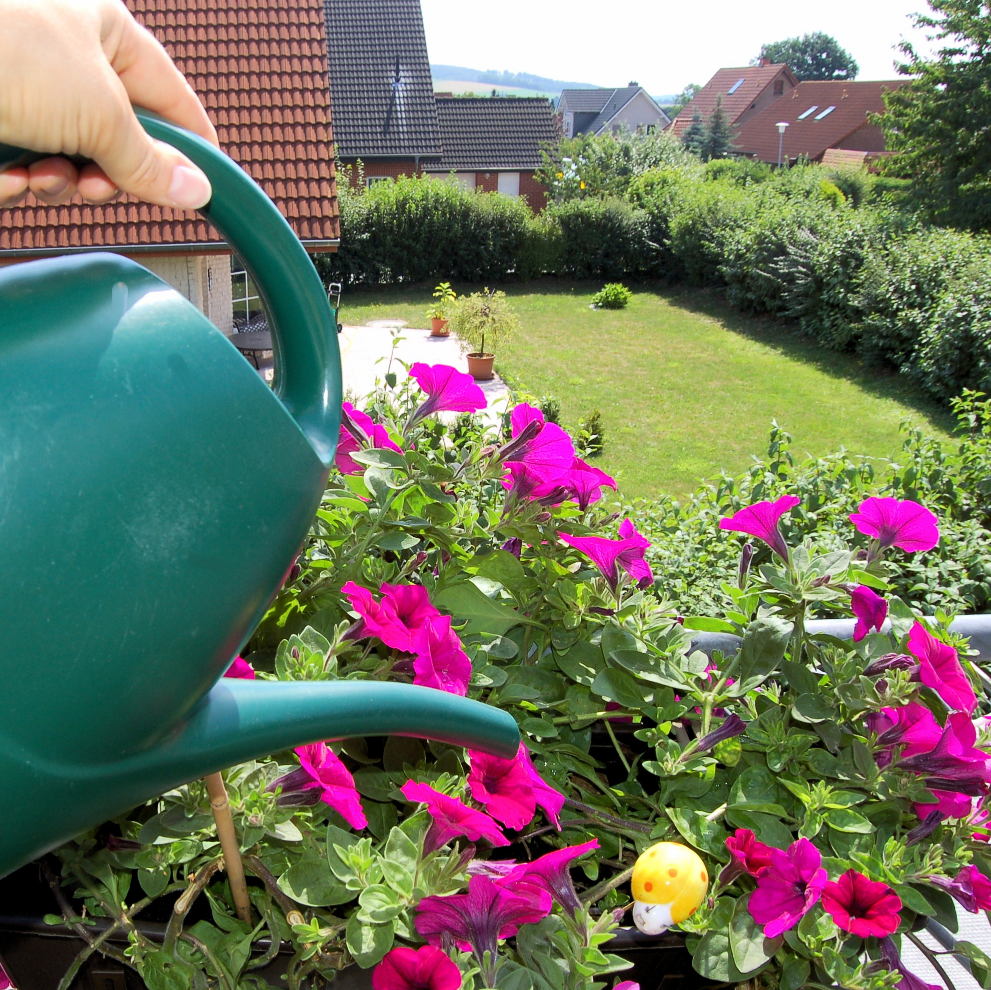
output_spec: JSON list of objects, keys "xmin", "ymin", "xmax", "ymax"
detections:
[{"xmin": 0, "ymin": 113, "xmax": 518, "ymax": 879}]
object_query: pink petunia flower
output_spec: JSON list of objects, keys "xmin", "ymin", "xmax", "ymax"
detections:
[
  {"xmin": 881, "ymin": 937, "xmax": 941, "ymax": 990},
  {"xmin": 371, "ymin": 945, "xmax": 461, "ymax": 990},
  {"xmin": 409, "ymin": 363, "xmax": 487, "ymax": 425},
  {"xmin": 909, "ymin": 621, "xmax": 976, "ymax": 714},
  {"xmin": 497, "ymin": 839, "xmax": 599, "ymax": 917},
  {"xmin": 519, "ymin": 744, "xmax": 566, "ymax": 829},
  {"xmin": 468, "ymin": 748, "xmax": 537, "ymax": 830},
  {"xmin": 341, "ymin": 581, "xmax": 440, "ymax": 653},
  {"xmin": 719, "ymin": 495, "xmax": 800, "ymax": 562},
  {"xmin": 851, "ymin": 586, "xmax": 888, "ymax": 642},
  {"xmin": 868, "ymin": 703, "xmax": 944, "ymax": 767},
  {"xmin": 415, "ymin": 876, "xmax": 552, "ymax": 985},
  {"xmin": 267, "ymin": 742, "xmax": 367, "ymax": 830},
  {"xmin": 849, "ymin": 496, "xmax": 939, "ymax": 554},
  {"xmin": 412, "ymin": 616, "xmax": 472, "ymax": 696},
  {"xmin": 336, "ymin": 401, "xmax": 403, "ymax": 475},
  {"xmin": 0, "ymin": 963, "xmax": 11, "ymax": 990},
  {"xmin": 560, "ymin": 518, "xmax": 654, "ymax": 595},
  {"xmin": 925, "ymin": 865, "xmax": 991, "ymax": 913},
  {"xmin": 565, "ymin": 458, "xmax": 617, "ymax": 511},
  {"xmin": 223, "ymin": 656, "xmax": 256, "ymax": 679},
  {"xmin": 502, "ymin": 404, "xmax": 576, "ymax": 483},
  {"xmin": 725, "ymin": 828, "xmax": 774, "ymax": 877},
  {"xmin": 502, "ymin": 461, "xmax": 564, "ymax": 503},
  {"xmin": 821, "ymin": 869, "xmax": 902, "ymax": 938},
  {"xmin": 614, "ymin": 984, "xmax": 640, "ymax": 990},
  {"xmin": 748, "ymin": 838, "xmax": 828, "ymax": 938},
  {"xmin": 400, "ymin": 780, "xmax": 509, "ymax": 855}
]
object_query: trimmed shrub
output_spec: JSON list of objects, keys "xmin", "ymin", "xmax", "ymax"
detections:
[
  {"xmin": 591, "ymin": 283, "xmax": 632, "ymax": 308},
  {"xmin": 547, "ymin": 196, "xmax": 653, "ymax": 279}
]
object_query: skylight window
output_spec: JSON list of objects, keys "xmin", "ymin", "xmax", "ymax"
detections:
[
  {"xmin": 815, "ymin": 106, "xmax": 836, "ymax": 119},
  {"xmin": 797, "ymin": 105, "xmax": 819, "ymax": 120},
  {"xmin": 727, "ymin": 77, "xmax": 745, "ymax": 95}
]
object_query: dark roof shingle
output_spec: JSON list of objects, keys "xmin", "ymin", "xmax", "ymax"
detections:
[
  {"xmin": 324, "ymin": 0, "xmax": 440, "ymax": 158},
  {"xmin": 559, "ymin": 89, "xmax": 613, "ymax": 113},
  {"xmin": 0, "ymin": 0, "xmax": 339, "ymax": 255},
  {"xmin": 430, "ymin": 97, "xmax": 557, "ymax": 170}
]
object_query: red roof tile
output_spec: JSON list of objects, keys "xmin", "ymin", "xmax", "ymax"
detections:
[
  {"xmin": 732, "ymin": 80, "xmax": 907, "ymax": 164},
  {"xmin": 669, "ymin": 64, "xmax": 797, "ymax": 138},
  {"xmin": 0, "ymin": 0, "xmax": 339, "ymax": 256}
]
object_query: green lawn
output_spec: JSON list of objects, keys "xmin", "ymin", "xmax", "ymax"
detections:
[{"xmin": 337, "ymin": 280, "xmax": 955, "ymax": 499}]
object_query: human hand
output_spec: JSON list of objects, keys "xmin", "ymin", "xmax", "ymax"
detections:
[{"xmin": 0, "ymin": 0, "xmax": 219, "ymax": 209}]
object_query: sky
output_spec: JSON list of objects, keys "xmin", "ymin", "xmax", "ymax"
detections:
[{"xmin": 420, "ymin": 0, "xmax": 934, "ymax": 95}]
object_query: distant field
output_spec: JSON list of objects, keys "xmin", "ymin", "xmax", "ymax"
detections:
[{"xmin": 433, "ymin": 80, "xmax": 556, "ymax": 99}]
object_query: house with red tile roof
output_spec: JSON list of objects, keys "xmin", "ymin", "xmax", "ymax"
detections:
[
  {"xmin": 0, "ymin": 0, "xmax": 339, "ymax": 335},
  {"xmin": 733, "ymin": 79, "xmax": 908, "ymax": 165},
  {"xmin": 668, "ymin": 63, "xmax": 798, "ymax": 139}
]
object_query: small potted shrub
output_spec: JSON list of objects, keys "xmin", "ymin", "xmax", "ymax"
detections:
[
  {"xmin": 426, "ymin": 282, "xmax": 456, "ymax": 336},
  {"xmin": 451, "ymin": 288, "xmax": 520, "ymax": 380},
  {"xmin": 591, "ymin": 283, "xmax": 632, "ymax": 309}
]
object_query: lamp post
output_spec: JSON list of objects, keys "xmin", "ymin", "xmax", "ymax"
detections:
[{"xmin": 776, "ymin": 121, "xmax": 789, "ymax": 168}]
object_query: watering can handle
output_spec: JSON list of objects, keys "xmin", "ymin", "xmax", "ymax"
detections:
[{"xmin": 0, "ymin": 109, "xmax": 341, "ymax": 467}]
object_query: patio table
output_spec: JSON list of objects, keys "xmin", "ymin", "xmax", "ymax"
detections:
[{"xmin": 231, "ymin": 330, "xmax": 272, "ymax": 368}]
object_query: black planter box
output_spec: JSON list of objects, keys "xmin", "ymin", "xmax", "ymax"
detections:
[{"xmin": 0, "ymin": 863, "xmax": 716, "ymax": 990}]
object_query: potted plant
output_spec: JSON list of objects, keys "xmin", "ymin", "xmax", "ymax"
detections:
[
  {"xmin": 450, "ymin": 288, "xmax": 520, "ymax": 380},
  {"xmin": 426, "ymin": 282, "xmax": 457, "ymax": 336}
]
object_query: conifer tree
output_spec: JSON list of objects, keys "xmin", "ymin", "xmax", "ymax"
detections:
[
  {"xmin": 701, "ymin": 95, "xmax": 737, "ymax": 161},
  {"xmin": 681, "ymin": 110, "xmax": 705, "ymax": 156}
]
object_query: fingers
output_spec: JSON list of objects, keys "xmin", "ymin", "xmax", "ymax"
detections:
[
  {"xmin": 0, "ymin": 167, "xmax": 29, "ymax": 208},
  {"xmin": 28, "ymin": 157, "xmax": 78, "ymax": 205},
  {"xmin": 103, "ymin": 7, "xmax": 219, "ymax": 149}
]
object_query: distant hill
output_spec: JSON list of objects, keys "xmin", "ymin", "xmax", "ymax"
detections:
[{"xmin": 431, "ymin": 65, "xmax": 602, "ymax": 95}]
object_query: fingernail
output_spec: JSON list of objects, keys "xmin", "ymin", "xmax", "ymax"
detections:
[
  {"xmin": 168, "ymin": 164, "xmax": 212, "ymax": 209},
  {"xmin": 39, "ymin": 175, "xmax": 69, "ymax": 197}
]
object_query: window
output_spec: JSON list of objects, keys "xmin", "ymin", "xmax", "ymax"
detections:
[
  {"xmin": 646, "ymin": 124, "xmax": 656, "ymax": 134},
  {"xmin": 814, "ymin": 106, "xmax": 836, "ymax": 119},
  {"xmin": 797, "ymin": 105, "xmax": 819, "ymax": 119},
  {"xmin": 365, "ymin": 175, "xmax": 391, "ymax": 188},
  {"xmin": 231, "ymin": 256, "xmax": 263, "ymax": 328},
  {"xmin": 773, "ymin": 79, "xmax": 784, "ymax": 95},
  {"xmin": 727, "ymin": 77, "xmax": 745, "ymax": 95}
]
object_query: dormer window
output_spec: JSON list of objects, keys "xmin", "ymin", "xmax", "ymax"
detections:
[
  {"xmin": 797, "ymin": 105, "xmax": 819, "ymax": 119},
  {"xmin": 728, "ymin": 77, "xmax": 745, "ymax": 95},
  {"xmin": 773, "ymin": 79, "xmax": 784, "ymax": 95}
]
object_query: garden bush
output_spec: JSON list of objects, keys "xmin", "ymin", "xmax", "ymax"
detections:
[
  {"xmin": 40, "ymin": 370, "xmax": 991, "ymax": 990},
  {"xmin": 591, "ymin": 282, "xmax": 632, "ymax": 309},
  {"xmin": 546, "ymin": 196, "xmax": 654, "ymax": 279}
]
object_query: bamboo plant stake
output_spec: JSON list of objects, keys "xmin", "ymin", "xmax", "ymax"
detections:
[{"xmin": 204, "ymin": 772, "xmax": 252, "ymax": 923}]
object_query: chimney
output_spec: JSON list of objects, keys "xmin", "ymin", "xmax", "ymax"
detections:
[
  {"xmin": 759, "ymin": 58, "xmax": 770, "ymax": 67},
  {"xmin": 628, "ymin": 80, "xmax": 639, "ymax": 87}
]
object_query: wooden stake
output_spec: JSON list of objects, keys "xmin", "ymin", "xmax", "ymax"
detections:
[{"xmin": 204, "ymin": 772, "xmax": 252, "ymax": 924}]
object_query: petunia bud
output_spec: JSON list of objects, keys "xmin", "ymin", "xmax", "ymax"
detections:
[
  {"xmin": 685, "ymin": 714, "xmax": 747, "ymax": 759},
  {"xmin": 863, "ymin": 653, "xmax": 916, "ymax": 677},
  {"xmin": 812, "ymin": 574, "xmax": 831, "ymax": 588},
  {"xmin": 906, "ymin": 811, "xmax": 945, "ymax": 846},
  {"xmin": 501, "ymin": 537, "xmax": 523, "ymax": 559},
  {"xmin": 737, "ymin": 542, "xmax": 755, "ymax": 588}
]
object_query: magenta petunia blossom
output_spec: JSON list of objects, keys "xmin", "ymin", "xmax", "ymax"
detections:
[
  {"xmin": 0, "ymin": 963, "xmax": 11, "ymax": 990},
  {"xmin": 748, "ymin": 838, "xmax": 827, "ymax": 938},
  {"xmin": 400, "ymin": 780, "xmax": 509, "ymax": 855},
  {"xmin": 560, "ymin": 518, "xmax": 654, "ymax": 595},
  {"xmin": 409, "ymin": 363, "xmax": 486, "ymax": 424},
  {"xmin": 267, "ymin": 742, "xmax": 367, "ymax": 829},
  {"xmin": 881, "ymin": 937, "xmax": 941, "ymax": 990},
  {"xmin": 726, "ymin": 828, "xmax": 774, "ymax": 876},
  {"xmin": 614, "ymin": 984, "xmax": 640, "ymax": 990},
  {"xmin": 821, "ymin": 869, "xmax": 902, "ymax": 938},
  {"xmin": 565, "ymin": 458, "xmax": 617, "ymax": 511},
  {"xmin": 503, "ymin": 404, "xmax": 576, "ymax": 482},
  {"xmin": 849, "ymin": 497, "xmax": 939, "ymax": 553},
  {"xmin": 336, "ymin": 402, "xmax": 402, "ymax": 475},
  {"xmin": 498, "ymin": 839, "xmax": 600, "ymax": 917},
  {"xmin": 415, "ymin": 876, "xmax": 552, "ymax": 983},
  {"xmin": 224, "ymin": 656, "xmax": 256, "ymax": 680},
  {"xmin": 519, "ymin": 744, "xmax": 566, "ymax": 829},
  {"xmin": 868, "ymin": 703, "xmax": 944, "ymax": 767},
  {"xmin": 502, "ymin": 461, "xmax": 562, "ymax": 503},
  {"xmin": 341, "ymin": 581, "xmax": 440, "ymax": 654},
  {"xmin": 926, "ymin": 865, "xmax": 991, "ymax": 913},
  {"xmin": 909, "ymin": 621, "xmax": 976, "ymax": 714},
  {"xmin": 468, "ymin": 749, "xmax": 537, "ymax": 830},
  {"xmin": 371, "ymin": 946, "xmax": 461, "ymax": 990},
  {"xmin": 719, "ymin": 495, "xmax": 799, "ymax": 562},
  {"xmin": 851, "ymin": 586, "xmax": 888, "ymax": 642},
  {"xmin": 412, "ymin": 615, "xmax": 472, "ymax": 696}
]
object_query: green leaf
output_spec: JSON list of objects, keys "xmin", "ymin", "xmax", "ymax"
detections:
[
  {"xmin": 374, "ymin": 531, "xmax": 419, "ymax": 551},
  {"xmin": 610, "ymin": 649, "xmax": 689, "ymax": 690},
  {"xmin": 358, "ymin": 884, "xmax": 403, "ymax": 923},
  {"xmin": 471, "ymin": 549, "xmax": 526, "ymax": 590},
  {"xmin": 897, "ymin": 884, "xmax": 935, "ymax": 914},
  {"xmin": 591, "ymin": 667, "xmax": 647, "ymax": 709},
  {"xmin": 345, "ymin": 914, "xmax": 395, "ymax": 968},
  {"xmin": 278, "ymin": 856, "xmax": 353, "ymax": 906},
  {"xmin": 780, "ymin": 956, "xmax": 811, "ymax": 990},
  {"xmin": 141, "ymin": 951, "xmax": 196, "ymax": 990},
  {"xmin": 668, "ymin": 805, "xmax": 731, "ymax": 858},
  {"xmin": 730, "ymin": 895, "xmax": 781, "ymax": 974},
  {"xmin": 779, "ymin": 660, "xmax": 820, "ymax": 695},
  {"xmin": 693, "ymin": 928, "xmax": 756, "ymax": 983},
  {"xmin": 326, "ymin": 823, "xmax": 360, "ymax": 881},
  {"xmin": 824, "ymin": 808, "xmax": 873, "ymax": 833},
  {"xmin": 793, "ymin": 693, "xmax": 834, "ymax": 722},
  {"xmin": 353, "ymin": 768, "xmax": 397, "ymax": 802},
  {"xmin": 351, "ymin": 448, "xmax": 406, "ymax": 470},
  {"xmin": 555, "ymin": 640, "xmax": 604, "ymax": 685},
  {"xmin": 433, "ymin": 582, "xmax": 521, "ymax": 635},
  {"xmin": 737, "ymin": 617, "xmax": 793, "ymax": 682},
  {"xmin": 138, "ymin": 868, "xmax": 170, "ymax": 899},
  {"xmin": 683, "ymin": 616, "xmax": 739, "ymax": 633}
]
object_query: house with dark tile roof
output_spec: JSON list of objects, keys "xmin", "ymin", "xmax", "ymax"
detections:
[
  {"xmin": 732, "ymin": 79, "xmax": 908, "ymax": 165},
  {"xmin": 558, "ymin": 86, "xmax": 671, "ymax": 138},
  {"xmin": 668, "ymin": 63, "xmax": 798, "ymax": 139},
  {"xmin": 0, "ymin": 0, "xmax": 339, "ymax": 336},
  {"xmin": 424, "ymin": 97, "xmax": 557, "ymax": 209}
]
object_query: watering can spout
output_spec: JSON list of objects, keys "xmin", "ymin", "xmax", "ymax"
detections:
[{"xmin": 0, "ymin": 680, "xmax": 519, "ymax": 879}]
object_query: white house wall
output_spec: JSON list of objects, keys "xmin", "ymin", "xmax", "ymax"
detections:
[
  {"xmin": 599, "ymin": 91, "xmax": 669, "ymax": 134},
  {"xmin": 137, "ymin": 254, "xmax": 234, "ymax": 337}
]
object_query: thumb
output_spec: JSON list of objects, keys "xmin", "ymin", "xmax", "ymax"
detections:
[{"xmin": 93, "ymin": 96, "xmax": 212, "ymax": 209}]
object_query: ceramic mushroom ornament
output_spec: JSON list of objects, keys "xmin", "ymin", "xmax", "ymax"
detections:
[{"xmin": 631, "ymin": 841, "xmax": 708, "ymax": 934}]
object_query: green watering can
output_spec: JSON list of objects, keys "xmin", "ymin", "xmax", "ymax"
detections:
[{"xmin": 0, "ymin": 112, "xmax": 518, "ymax": 880}]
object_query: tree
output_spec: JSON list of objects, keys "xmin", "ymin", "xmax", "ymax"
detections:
[
  {"xmin": 879, "ymin": 0, "xmax": 991, "ymax": 231},
  {"xmin": 756, "ymin": 32, "xmax": 859, "ymax": 81},
  {"xmin": 701, "ymin": 95, "xmax": 737, "ymax": 162},
  {"xmin": 671, "ymin": 83, "xmax": 702, "ymax": 115},
  {"xmin": 681, "ymin": 110, "xmax": 705, "ymax": 156}
]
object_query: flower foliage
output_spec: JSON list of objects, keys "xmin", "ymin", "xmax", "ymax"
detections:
[{"xmin": 41, "ymin": 371, "xmax": 991, "ymax": 990}]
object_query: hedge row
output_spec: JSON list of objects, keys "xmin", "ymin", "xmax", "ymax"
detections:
[{"xmin": 313, "ymin": 164, "xmax": 991, "ymax": 405}]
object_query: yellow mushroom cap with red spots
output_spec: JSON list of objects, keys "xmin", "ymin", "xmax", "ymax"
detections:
[{"xmin": 631, "ymin": 842, "xmax": 708, "ymax": 924}]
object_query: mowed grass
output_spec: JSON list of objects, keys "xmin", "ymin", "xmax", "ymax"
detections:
[{"xmin": 337, "ymin": 280, "xmax": 955, "ymax": 499}]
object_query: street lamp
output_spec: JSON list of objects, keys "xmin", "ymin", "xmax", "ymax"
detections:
[{"xmin": 776, "ymin": 121, "xmax": 789, "ymax": 168}]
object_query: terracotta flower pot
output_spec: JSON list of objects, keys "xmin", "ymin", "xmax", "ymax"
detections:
[
  {"xmin": 466, "ymin": 352, "xmax": 495, "ymax": 380},
  {"xmin": 430, "ymin": 317, "xmax": 449, "ymax": 337}
]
